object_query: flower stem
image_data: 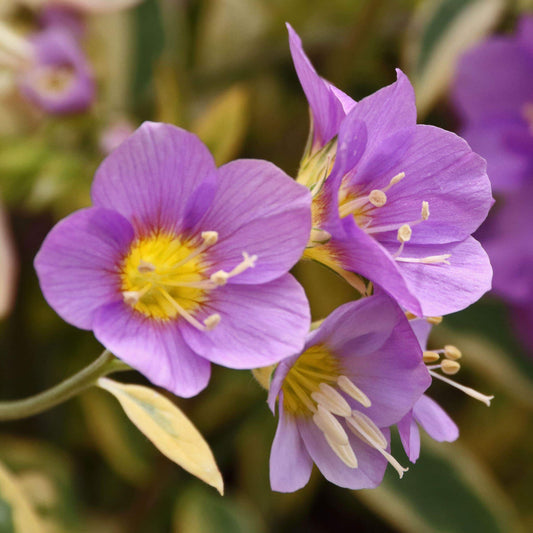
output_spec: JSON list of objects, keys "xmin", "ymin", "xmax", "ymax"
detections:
[{"xmin": 0, "ymin": 350, "xmax": 130, "ymax": 421}]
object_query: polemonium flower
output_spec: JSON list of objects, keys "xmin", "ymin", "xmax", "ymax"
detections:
[
  {"xmin": 452, "ymin": 17, "xmax": 533, "ymax": 192},
  {"xmin": 35, "ymin": 122, "xmax": 312, "ymax": 397},
  {"xmin": 398, "ymin": 317, "xmax": 493, "ymax": 462},
  {"xmin": 268, "ymin": 293, "xmax": 430, "ymax": 492},
  {"xmin": 0, "ymin": 21, "xmax": 94, "ymax": 114},
  {"xmin": 288, "ymin": 24, "xmax": 493, "ymax": 317}
]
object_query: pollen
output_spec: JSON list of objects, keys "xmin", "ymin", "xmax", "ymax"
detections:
[{"xmin": 120, "ymin": 232, "xmax": 208, "ymax": 321}]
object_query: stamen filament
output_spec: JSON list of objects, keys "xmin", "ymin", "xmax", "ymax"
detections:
[
  {"xmin": 347, "ymin": 411, "xmax": 408, "ymax": 478},
  {"xmin": 337, "ymin": 376, "xmax": 371, "ymax": 407},
  {"xmin": 395, "ymin": 254, "xmax": 451, "ymax": 265},
  {"xmin": 429, "ymin": 370, "xmax": 494, "ymax": 406},
  {"xmin": 163, "ymin": 231, "xmax": 218, "ymax": 271},
  {"xmin": 157, "ymin": 287, "xmax": 210, "ymax": 331}
]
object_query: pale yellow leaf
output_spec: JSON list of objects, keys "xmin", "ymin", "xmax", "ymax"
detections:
[
  {"xmin": 0, "ymin": 459, "xmax": 44, "ymax": 533},
  {"xmin": 405, "ymin": 0, "xmax": 504, "ymax": 116},
  {"xmin": 97, "ymin": 378, "xmax": 224, "ymax": 494},
  {"xmin": 192, "ymin": 84, "xmax": 250, "ymax": 165}
]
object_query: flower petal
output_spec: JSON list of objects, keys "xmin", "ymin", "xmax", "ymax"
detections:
[
  {"xmin": 453, "ymin": 38, "xmax": 533, "ymax": 122},
  {"xmin": 286, "ymin": 23, "xmax": 350, "ymax": 147},
  {"xmin": 181, "ymin": 274, "xmax": 310, "ymax": 368},
  {"xmin": 91, "ymin": 122, "xmax": 218, "ymax": 235},
  {"xmin": 413, "ymin": 395, "xmax": 459, "ymax": 443},
  {"xmin": 361, "ymin": 125, "xmax": 493, "ymax": 244},
  {"xmin": 347, "ymin": 69, "xmax": 416, "ymax": 162},
  {"xmin": 397, "ymin": 411, "xmax": 421, "ymax": 463},
  {"xmin": 299, "ymin": 418, "xmax": 388, "ymax": 489},
  {"xmin": 196, "ymin": 159, "xmax": 311, "ymax": 284},
  {"xmin": 34, "ymin": 207, "xmax": 133, "ymax": 329},
  {"xmin": 270, "ymin": 395, "xmax": 313, "ymax": 492},
  {"xmin": 409, "ymin": 318, "xmax": 432, "ymax": 351},
  {"xmin": 395, "ymin": 236, "xmax": 492, "ymax": 317},
  {"xmin": 93, "ymin": 302, "xmax": 211, "ymax": 398}
]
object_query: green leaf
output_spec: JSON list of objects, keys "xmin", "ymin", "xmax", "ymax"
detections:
[
  {"xmin": 97, "ymin": 378, "xmax": 224, "ymax": 494},
  {"xmin": 0, "ymin": 459, "xmax": 44, "ymax": 533},
  {"xmin": 356, "ymin": 436, "xmax": 524, "ymax": 533},
  {"xmin": 404, "ymin": 0, "xmax": 504, "ymax": 116},
  {"xmin": 192, "ymin": 84, "xmax": 250, "ymax": 165}
]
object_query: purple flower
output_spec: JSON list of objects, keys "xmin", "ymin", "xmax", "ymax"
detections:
[
  {"xmin": 288, "ymin": 24, "xmax": 493, "ymax": 317},
  {"xmin": 398, "ymin": 317, "xmax": 493, "ymax": 462},
  {"xmin": 268, "ymin": 293, "xmax": 430, "ymax": 492},
  {"xmin": 452, "ymin": 17, "xmax": 533, "ymax": 192},
  {"xmin": 17, "ymin": 26, "xmax": 94, "ymax": 114},
  {"xmin": 35, "ymin": 122, "xmax": 312, "ymax": 397}
]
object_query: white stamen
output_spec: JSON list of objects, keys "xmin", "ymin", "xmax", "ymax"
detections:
[
  {"xmin": 210, "ymin": 270, "xmax": 229, "ymax": 286},
  {"xmin": 346, "ymin": 411, "xmax": 388, "ymax": 449},
  {"xmin": 157, "ymin": 287, "xmax": 210, "ymax": 332},
  {"xmin": 395, "ymin": 254, "xmax": 451, "ymax": 265},
  {"xmin": 429, "ymin": 370, "xmax": 494, "ymax": 406},
  {"xmin": 314, "ymin": 405, "xmax": 349, "ymax": 445},
  {"xmin": 209, "ymin": 252, "xmax": 257, "ymax": 285},
  {"xmin": 201, "ymin": 231, "xmax": 219, "ymax": 246},
  {"xmin": 170, "ymin": 230, "xmax": 219, "ymax": 270},
  {"xmin": 138, "ymin": 260, "xmax": 155, "ymax": 273},
  {"xmin": 203, "ymin": 313, "xmax": 221, "ymax": 330},
  {"xmin": 397, "ymin": 224, "xmax": 412, "ymax": 243},
  {"xmin": 440, "ymin": 359, "xmax": 461, "ymax": 375},
  {"xmin": 347, "ymin": 411, "xmax": 408, "ymax": 478},
  {"xmin": 426, "ymin": 316, "xmax": 443, "ymax": 325},
  {"xmin": 387, "ymin": 171, "xmax": 405, "ymax": 188},
  {"xmin": 368, "ymin": 189, "xmax": 387, "ymax": 207},
  {"xmin": 310, "ymin": 228, "xmax": 332, "ymax": 244},
  {"xmin": 421, "ymin": 201, "xmax": 430, "ymax": 221},
  {"xmin": 311, "ymin": 383, "xmax": 352, "ymax": 417},
  {"xmin": 122, "ymin": 284, "xmax": 151, "ymax": 305},
  {"xmin": 444, "ymin": 345, "xmax": 462, "ymax": 360},
  {"xmin": 423, "ymin": 351, "xmax": 440, "ymax": 363},
  {"xmin": 323, "ymin": 432, "xmax": 358, "ymax": 468},
  {"xmin": 337, "ymin": 376, "xmax": 371, "ymax": 407}
]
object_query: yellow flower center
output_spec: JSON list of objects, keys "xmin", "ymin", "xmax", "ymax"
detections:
[
  {"xmin": 120, "ymin": 232, "xmax": 208, "ymax": 321},
  {"xmin": 282, "ymin": 344, "xmax": 342, "ymax": 416}
]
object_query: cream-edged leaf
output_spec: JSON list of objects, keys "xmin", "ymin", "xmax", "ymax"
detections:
[
  {"xmin": 0, "ymin": 459, "xmax": 44, "ymax": 533},
  {"xmin": 97, "ymin": 378, "xmax": 224, "ymax": 495}
]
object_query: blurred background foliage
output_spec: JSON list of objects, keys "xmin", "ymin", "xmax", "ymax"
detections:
[{"xmin": 1, "ymin": 0, "xmax": 533, "ymax": 531}]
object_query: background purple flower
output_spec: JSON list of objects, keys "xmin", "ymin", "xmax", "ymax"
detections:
[
  {"xmin": 452, "ymin": 16, "xmax": 533, "ymax": 193},
  {"xmin": 268, "ymin": 293, "xmax": 430, "ymax": 492},
  {"xmin": 35, "ymin": 122, "xmax": 312, "ymax": 397},
  {"xmin": 17, "ymin": 26, "xmax": 94, "ymax": 115},
  {"xmin": 289, "ymin": 26, "xmax": 494, "ymax": 317}
]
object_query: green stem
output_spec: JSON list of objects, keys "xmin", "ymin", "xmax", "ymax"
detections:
[{"xmin": 0, "ymin": 350, "xmax": 130, "ymax": 421}]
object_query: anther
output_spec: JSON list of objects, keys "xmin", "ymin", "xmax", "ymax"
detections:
[
  {"xmin": 444, "ymin": 345, "xmax": 462, "ymax": 360},
  {"xmin": 347, "ymin": 411, "xmax": 388, "ymax": 449},
  {"xmin": 405, "ymin": 311, "xmax": 417, "ymax": 320},
  {"xmin": 337, "ymin": 376, "xmax": 371, "ymax": 407},
  {"xmin": 314, "ymin": 405, "xmax": 350, "ymax": 445},
  {"xmin": 426, "ymin": 316, "xmax": 443, "ymax": 325},
  {"xmin": 310, "ymin": 228, "xmax": 332, "ymax": 244},
  {"xmin": 311, "ymin": 383, "xmax": 352, "ymax": 417},
  {"xmin": 323, "ymin": 433, "xmax": 358, "ymax": 468},
  {"xmin": 421, "ymin": 201, "xmax": 430, "ymax": 221},
  {"xmin": 138, "ymin": 260, "xmax": 155, "ymax": 273},
  {"xmin": 210, "ymin": 271, "xmax": 229, "ymax": 286},
  {"xmin": 368, "ymin": 189, "xmax": 387, "ymax": 207},
  {"xmin": 388, "ymin": 171, "xmax": 405, "ymax": 187},
  {"xmin": 123, "ymin": 291, "xmax": 141, "ymax": 306},
  {"xmin": 397, "ymin": 224, "xmax": 412, "ymax": 243},
  {"xmin": 201, "ymin": 231, "xmax": 219, "ymax": 246},
  {"xmin": 423, "ymin": 351, "xmax": 440, "ymax": 363},
  {"xmin": 395, "ymin": 254, "xmax": 451, "ymax": 265},
  {"xmin": 203, "ymin": 313, "xmax": 221, "ymax": 330},
  {"xmin": 441, "ymin": 359, "xmax": 461, "ymax": 375}
]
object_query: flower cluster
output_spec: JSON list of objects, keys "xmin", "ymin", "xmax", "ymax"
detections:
[
  {"xmin": 453, "ymin": 16, "xmax": 533, "ymax": 352},
  {"xmin": 33, "ymin": 23, "xmax": 494, "ymax": 493}
]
